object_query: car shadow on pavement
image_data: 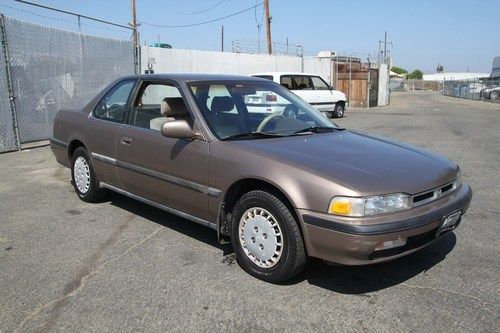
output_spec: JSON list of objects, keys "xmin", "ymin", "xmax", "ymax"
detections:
[
  {"xmin": 106, "ymin": 192, "xmax": 234, "ymax": 255},
  {"xmin": 106, "ymin": 191, "xmax": 456, "ymax": 293},
  {"xmin": 294, "ymin": 232, "xmax": 457, "ymax": 294}
]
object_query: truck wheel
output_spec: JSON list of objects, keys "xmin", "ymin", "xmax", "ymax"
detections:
[
  {"xmin": 71, "ymin": 147, "xmax": 106, "ymax": 202},
  {"xmin": 231, "ymin": 190, "xmax": 307, "ymax": 283},
  {"xmin": 333, "ymin": 103, "xmax": 345, "ymax": 118}
]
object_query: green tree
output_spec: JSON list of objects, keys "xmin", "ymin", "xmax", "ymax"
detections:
[
  {"xmin": 391, "ymin": 66, "xmax": 408, "ymax": 76},
  {"xmin": 407, "ymin": 69, "xmax": 423, "ymax": 80}
]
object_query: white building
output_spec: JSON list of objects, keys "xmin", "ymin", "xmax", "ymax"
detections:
[
  {"xmin": 492, "ymin": 56, "xmax": 500, "ymax": 78},
  {"xmin": 423, "ymin": 72, "xmax": 489, "ymax": 81}
]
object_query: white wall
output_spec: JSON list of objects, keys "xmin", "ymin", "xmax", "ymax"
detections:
[
  {"xmin": 493, "ymin": 56, "xmax": 500, "ymax": 77},
  {"xmin": 141, "ymin": 46, "xmax": 331, "ymax": 82},
  {"xmin": 423, "ymin": 72, "xmax": 490, "ymax": 81}
]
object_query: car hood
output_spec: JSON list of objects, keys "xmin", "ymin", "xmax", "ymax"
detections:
[{"xmin": 230, "ymin": 130, "xmax": 459, "ymax": 195}]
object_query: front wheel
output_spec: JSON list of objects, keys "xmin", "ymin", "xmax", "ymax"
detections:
[
  {"xmin": 231, "ymin": 190, "xmax": 307, "ymax": 283},
  {"xmin": 332, "ymin": 103, "xmax": 345, "ymax": 118},
  {"xmin": 490, "ymin": 91, "xmax": 498, "ymax": 100},
  {"xmin": 71, "ymin": 147, "xmax": 106, "ymax": 202}
]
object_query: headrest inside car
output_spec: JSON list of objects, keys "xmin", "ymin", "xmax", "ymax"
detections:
[
  {"xmin": 161, "ymin": 97, "xmax": 189, "ymax": 117},
  {"xmin": 211, "ymin": 96, "xmax": 234, "ymax": 113}
]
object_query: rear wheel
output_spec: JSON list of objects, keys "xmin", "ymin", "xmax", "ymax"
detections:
[
  {"xmin": 332, "ymin": 103, "xmax": 345, "ymax": 118},
  {"xmin": 490, "ymin": 91, "xmax": 498, "ymax": 100},
  {"xmin": 231, "ymin": 190, "xmax": 307, "ymax": 283},
  {"xmin": 71, "ymin": 147, "xmax": 106, "ymax": 202}
]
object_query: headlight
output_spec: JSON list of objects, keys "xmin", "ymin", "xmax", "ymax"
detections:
[
  {"xmin": 328, "ymin": 193, "xmax": 411, "ymax": 217},
  {"xmin": 452, "ymin": 170, "xmax": 462, "ymax": 190}
]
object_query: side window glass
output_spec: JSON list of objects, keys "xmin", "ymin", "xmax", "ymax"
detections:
[
  {"xmin": 280, "ymin": 76, "xmax": 293, "ymax": 89},
  {"xmin": 293, "ymin": 76, "xmax": 313, "ymax": 90},
  {"xmin": 129, "ymin": 83, "xmax": 189, "ymax": 131},
  {"xmin": 94, "ymin": 80, "xmax": 135, "ymax": 123},
  {"xmin": 311, "ymin": 76, "xmax": 329, "ymax": 90}
]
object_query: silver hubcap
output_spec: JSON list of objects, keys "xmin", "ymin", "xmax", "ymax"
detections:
[
  {"xmin": 239, "ymin": 207, "xmax": 283, "ymax": 268},
  {"xmin": 74, "ymin": 156, "xmax": 90, "ymax": 193}
]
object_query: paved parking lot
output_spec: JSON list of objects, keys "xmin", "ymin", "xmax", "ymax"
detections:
[{"xmin": 1, "ymin": 91, "xmax": 499, "ymax": 332}]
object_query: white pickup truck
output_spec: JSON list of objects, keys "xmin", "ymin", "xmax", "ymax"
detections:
[{"xmin": 250, "ymin": 72, "xmax": 347, "ymax": 118}]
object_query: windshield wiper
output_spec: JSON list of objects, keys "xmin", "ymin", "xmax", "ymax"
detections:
[
  {"xmin": 221, "ymin": 131, "xmax": 283, "ymax": 141},
  {"xmin": 293, "ymin": 126, "xmax": 345, "ymax": 134}
]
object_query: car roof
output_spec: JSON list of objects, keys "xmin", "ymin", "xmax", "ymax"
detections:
[
  {"xmin": 122, "ymin": 73, "xmax": 265, "ymax": 83},
  {"xmin": 250, "ymin": 72, "xmax": 324, "ymax": 77}
]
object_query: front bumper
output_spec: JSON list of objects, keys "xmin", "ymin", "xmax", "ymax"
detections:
[{"xmin": 298, "ymin": 183, "xmax": 472, "ymax": 265}]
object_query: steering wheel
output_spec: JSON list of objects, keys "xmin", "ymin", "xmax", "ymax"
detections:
[
  {"xmin": 256, "ymin": 112, "xmax": 285, "ymax": 132},
  {"xmin": 283, "ymin": 104, "xmax": 299, "ymax": 119}
]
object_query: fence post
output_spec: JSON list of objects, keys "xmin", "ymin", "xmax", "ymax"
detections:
[
  {"xmin": 0, "ymin": 14, "xmax": 20, "ymax": 150},
  {"xmin": 367, "ymin": 63, "xmax": 371, "ymax": 108}
]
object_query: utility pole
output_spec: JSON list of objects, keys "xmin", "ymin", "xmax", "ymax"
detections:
[
  {"xmin": 130, "ymin": 0, "xmax": 139, "ymax": 73},
  {"xmin": 379, "ymin": 31, "xmax": 392, "ymax": 65},
  {"xmin": 221, "ymin": 25, "xmax": 224, "ymax": 52},
  {"xmin": 264, "ymin": 0, "xmax": 272, "ymax": 54},
  {"xmin": 131, "ymin": 0, "xmax": 138, "ymax": 48}
]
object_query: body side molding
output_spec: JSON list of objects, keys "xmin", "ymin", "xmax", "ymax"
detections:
[{"xmin": 100, "ymin": 182, "xmax": 217, "ymax": 230}]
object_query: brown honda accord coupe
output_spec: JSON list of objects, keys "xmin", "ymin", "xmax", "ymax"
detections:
[{"xmin": 50, "ymin": 74, "xmax": 472, "ymax": 282}]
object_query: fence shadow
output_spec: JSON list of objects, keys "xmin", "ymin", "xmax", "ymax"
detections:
[{"xmin": 106, "ymin": 190, "xmax": 456, "ymax": 293}]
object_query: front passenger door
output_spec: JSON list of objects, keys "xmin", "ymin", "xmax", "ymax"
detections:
[
  {"xmin": 115, "ymin": 81, "xmax": 210, "ymax": 220},
  {"xmin": 311, "ymin": 76, "xmax": 335, "ymax": 111}
]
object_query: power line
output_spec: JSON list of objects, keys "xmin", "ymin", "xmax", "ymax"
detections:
[
  {"xmin": 254, "ymin": 0, "xmax": 263, "ymax": 26},
  {"xmin": 160, "ymin": 0, "xmax": 228, "ymax": 16},
  {"xmin": 12, "ymin": 0, "xmax": 132, "ymax": 29},
  {"xmin": 139, "ymin": 2, "xmax": 264, "ymax": 28},
  {"xmin": 0, "ymin": 3, "xmax": 130, "ymax": 34},
  {"xmin": 0, "ymin": 3, "xmax": 78, "ymax": 25}
]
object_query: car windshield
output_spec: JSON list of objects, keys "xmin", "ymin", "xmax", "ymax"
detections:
[{"xmin": 188, "ymin": 80, "xmax": 337, "ymax": 140}]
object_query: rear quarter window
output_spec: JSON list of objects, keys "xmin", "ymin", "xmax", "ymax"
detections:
[{"xmin": 254, "ymin": 75, "xmax": 273, "ymax": 81}]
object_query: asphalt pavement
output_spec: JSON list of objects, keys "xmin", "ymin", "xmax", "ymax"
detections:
[{"xmin": 0, "ymin": 91, "xmax": 498, "ymax": 332}]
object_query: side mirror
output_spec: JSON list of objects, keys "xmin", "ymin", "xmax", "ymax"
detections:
[{"xmin": 161, "ymin": 119, "xmax": 201, "ymax": 140}]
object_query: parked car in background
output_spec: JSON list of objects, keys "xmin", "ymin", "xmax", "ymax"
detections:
[
  {"xmin": 51, "ymin": 74, "xmax": 472, "ymax": 283},
  {"xmin": 250, "ymin": 72, "xmax": 347, "ymax": 118},
  {"xmin": 480, "ymin": 85, "xmax": 500, "ymax": 100}
]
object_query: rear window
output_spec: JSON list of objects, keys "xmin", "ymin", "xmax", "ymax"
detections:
[{"xmin": 254, "ymin": 75, "xmax": 273, "ymax": 81}]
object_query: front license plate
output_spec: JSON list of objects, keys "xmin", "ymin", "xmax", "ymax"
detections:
[{"xmin": 437, "ymin": 211, "xmax": 461, "ymax": 237}]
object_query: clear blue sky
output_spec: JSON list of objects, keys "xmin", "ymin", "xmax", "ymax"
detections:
[{"xmin": 1, "ymin": 0, "xmax": 499, "ymax": 73}]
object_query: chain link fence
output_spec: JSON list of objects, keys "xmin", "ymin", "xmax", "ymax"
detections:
[
  {"xmin": 0, "ymin": 16, "xmax": 18, "ymax": 153},
  {"xmin": 442, "ymin": 79, "xmax": 500, "ymax": 102},
  {"xmin": 0, "ymin": 15, "xmax": 135, "ymax": 152}
]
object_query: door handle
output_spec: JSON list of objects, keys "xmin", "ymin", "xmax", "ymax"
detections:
[{"xmin": 121, "ymin": 137, "xmax": 132, "ymax": 145}]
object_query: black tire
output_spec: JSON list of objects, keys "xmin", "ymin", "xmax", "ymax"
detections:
[
  {"xmin": 490, "ymin": 91, "xmax": 498, "ymax": 100},
  {"xmin": 71, "ymin": 147, "xmax": 106, "ymax": 202},
  {"xmin": 230, "ymin": 190, "xmax": 307, "ymax": 283},
  {"xmin": 332, "ymin": 103, "xmax": 345, "ymax": 118}
]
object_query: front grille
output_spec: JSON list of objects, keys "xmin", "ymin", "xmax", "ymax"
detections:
[{"xmin": 412, "ymin": 181, "xmax": 459, "ymax": 206}]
